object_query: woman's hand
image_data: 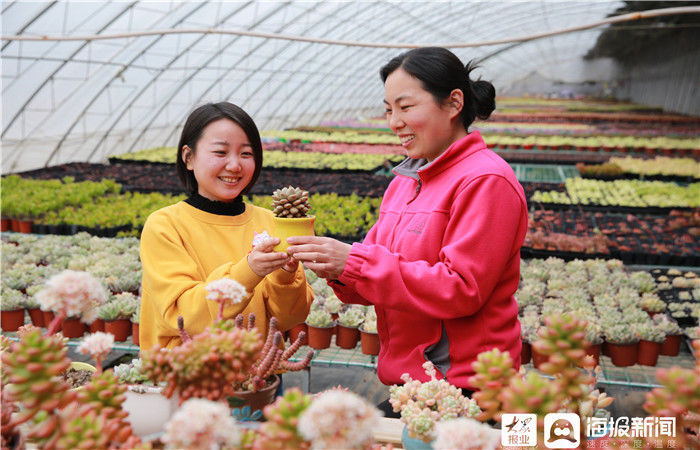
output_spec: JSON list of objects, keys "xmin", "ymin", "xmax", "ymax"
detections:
[
  {"xmin": 247, "ymin": 238, "xmax": 290, "ymax": 277},
  {"xmin": 286, "ymin": 236, "xmax": 352, "ymax": 280}
]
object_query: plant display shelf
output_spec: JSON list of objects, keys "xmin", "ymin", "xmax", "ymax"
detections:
[{"xmin": 510, "ymin": 164, "xmax": 581, "ymax": 183}]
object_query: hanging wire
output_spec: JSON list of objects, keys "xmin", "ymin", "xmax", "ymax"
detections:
[{"xmin": 2, "ymin": 6, "xmax": 699, "ymax": 48}]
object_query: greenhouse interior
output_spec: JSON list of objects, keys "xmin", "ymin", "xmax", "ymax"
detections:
[{"xmin": 1, "ymin": 1, "xmax": 699, "ymax": 449}]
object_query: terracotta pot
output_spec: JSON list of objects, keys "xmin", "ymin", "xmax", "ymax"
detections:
[
  {"xmin": 43, "ymin": 310, "xmax": 63, "ymax": 331},
  {"xmin": 272, "ymin": 215, "xmax": 315, "ymax": 252},
  {"xmin": 1, "ymin": 309, "xmax": 25, "ymax": 332},
  {"xmin": 105, "ymin": 319, "xmax": 132, "ymax": 342},
  {"xmin": 637, "ymin": 340, "xmax": 661, "ymax": 366},
  {"xmin": 230, "ymin": 374, "xmax": 280, "ymax": 415},
  {"xmin": 608, "ymin": 342, "xmax": 638, "ymax": 367},
  {"xmin": 16, "ymin": 220, "xmax": 33, "ymax": 234},
  {"xmin": 10, "ymin": 219, "xmax": 21, "ymax": 232},
  {"xmin": 132, "ymin": 323, "xmax": 140, "ymax": 346},
  {"xmin": 585, "ymin": 343, "xmax": 601, "ymax": 367},
  {"xmin": 601, "ymin": 341, "xmax": 610, "ymax": 357},
  {"xmin": 288, "ymin": 323, "xmax": 308, "ymax": 345},
  {"xmin": 89, "ymin": 318, "xmax": 105, "ymax": 333},
  {"xmin": 531, "ymin": 347, "xmax": 548, "ymax": 369},
  {"xmin": 0, "ymin": 219, "xmax": 9, "ymax": 232},
  {"xmin": 61, "ymin": 317, "xmax": 87, "ymax": 339},
  {"xmin": 521, "ymin": 341, "xmax": 532, "ymax": 365},
  {"xmin": 27, "ymin": 307, "xmax": 45, "ymax": 328},
  {"xmin": 307, "ymin": 322, "xmax": 334, "ymax": 350},
  {"xmin": 660, "ymin": 334, "xmax": 682, "ymax": 356},
  {"xmin": 335, "ymin": 324, "xmax": 360, "ymax": 349},
  {"xmin": 360, "ymin": 329, "xmax": 380, "ymax": 356}
]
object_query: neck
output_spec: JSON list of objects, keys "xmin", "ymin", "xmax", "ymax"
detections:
[{"xmin": 185, "ymin": 192, "xmax": 245, "ymax": 216}]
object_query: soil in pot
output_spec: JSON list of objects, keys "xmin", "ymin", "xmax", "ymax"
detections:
[{"xmin": 62, "ymin": 362, "xmax": 96, "ymax": 389}]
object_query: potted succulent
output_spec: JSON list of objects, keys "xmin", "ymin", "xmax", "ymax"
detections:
[
  {"xmin": 360, "ymin": 307, "xmax": 379, "ymax": 356},
  {"xmin": 270, "ymin": 186, "xmax": 315, "ymax": 252},
  {"xmin": 654, "ymin": 315, "xmax": 684, "ymax": 356},
  {"xmin": 583, "ymin": 321, "xmax": 604, "ymax": 366},
  {"xmin": 253, "ymin": 387, "xmax": 312, "ymax": 449},
  {"xmin": 604, "ymin": 323, "xmax": 639, "ymax": 367},
  {"xmin": 113, "ymin": 358, "xmax": 180, "ymax": 437},
  {"xmin": 335, "ymin": 306, "xmax": 364, "ymax": 349},
  {"xmin": 140, "ymin": 278, "xmax": 313, "ymax": 419},
  {"xmin": 634, "ymin": 321, "xmax": 666, "ymax": 366},
  {"xmin": 99, "ymin": 292, "xmax": 138, "ymax": 341},
  {"xmin": 162, "ymin": 398, "xmax": 241, "ymax": 448},
  {"xmin": 389, "ymin": 361, "xmax": 480, "ymax": 446},
  {"xmin": 23, "ymin": 285, "xmax": 45, "ymax": 328},
  {"xmin": 305, "ymin": 308, "xmax": 335, "ymax": 350},
  {"xmin": 640, "ymin": 292, "xmax": 666, "ymax": 317},
  {"xmin": 0, "ymin": 288, "xmax": 25, "ymax": 332},
  {"xmin": 131, "ymin": 309, "xmax": 140, "ymax": 347}
]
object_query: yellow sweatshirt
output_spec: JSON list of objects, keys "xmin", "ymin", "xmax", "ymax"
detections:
[{"xmin": 139, "ymin": 200, "xmax": 313, "ymax": 350}]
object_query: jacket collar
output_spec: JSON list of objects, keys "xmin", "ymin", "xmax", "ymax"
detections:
[{"xmin": 392, "ymin": 131, "xmax": 488, "ymax": 181}]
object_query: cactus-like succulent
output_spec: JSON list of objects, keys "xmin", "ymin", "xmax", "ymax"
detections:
[
  {"xmin": 432, "ymin": 417, "xmax": 499, "ymax": 450},
  {"xmin": 337, "ymin": 307, "xmax": 364, "ymax": 328},
  {"xmin": 113, "ymin": 359, "xmax": 151, "ymax": 385},
  {"xmin": 305, "ymin": 309, "xmax": 334, "ymax": 328},
  {"xmin": 76, "ymin": 370, "xmax": 129, "ymax": 423},
  {"xmin": 640, "ymin": 292, "xmax": 665, "ymax": 313},
  {"xmin": 499, "ymin": 371, "xmax": 562, "ymax": 436},
  {"xmin": 323, "ymin": 294, "xmax": 343, "ymax": 314},
  {"xmin": 604, "ymin": 323, "xmax": 639, "ymax": 345},
  {"xmin": 254, "ymin": 387, "xmax": 313, "ymax": 449},
  {"xmin": 1, "ymin": 287, "xmax": 25, "ymax": 311},
  {"xmin": 272, "ymin": 186, "xmax": 310, "ymax": 218},
  {"xmin": 389, "ymin": 362, "xmax": 479, "ymax": 442},
  {"xmin": 162, "ymin": 398, "xmax": 240, "ymax": 449},
  {"xmin": 99, "ymin": 293, "xmax": 138, "ymax": 321},
  {"xmin": 469, "ymin": 348, "xmax": 517, "ymax": 422},
  {"xmin": 50, "ymin": 402, "xmax": 141, "ymax": 450}
]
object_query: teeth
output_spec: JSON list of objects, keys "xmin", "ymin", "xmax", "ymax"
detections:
[
  {"xmin": 220, "ymin": 176, "xmax": 238, "ymax": 183},
  {"xmin": 399, "ymin": 135, "xmax": 415, "ymax": 144}
]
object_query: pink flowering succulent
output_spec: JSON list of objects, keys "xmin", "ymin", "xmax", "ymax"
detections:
[
  {"xmin": 205, "ymin": 277, "xmax": 247, "ymax": 319},
  {"xmin": 297, "ymin": 390, "xmax": 381, "ymax": 449},
  {"xmin": 36, "ymin": 270, "xmax": 108, "ymax": 334},
  {"xmin": 389, "ymin": 361, "xmax": 480, "ymax": 442},
  {"xmin": 161, "ymin": 398, "xmax": 240, "ymax": 449},
  {"xmin": 76, "ymin": 332, "xmax": 114, "ymax": 375},
  {"xmin": 432, "ymin": 417, "xmax": 499, "ymax": 450}
]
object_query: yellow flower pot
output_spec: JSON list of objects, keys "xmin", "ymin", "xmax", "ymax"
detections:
[{"xmin": 272, "ymin": 215, "xmax": 315, "ymax": 252}]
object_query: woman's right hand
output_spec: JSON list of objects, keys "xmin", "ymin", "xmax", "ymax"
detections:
[{"xmin": 247, "ymin": 238, "xmax": 289, "ymax": 277}]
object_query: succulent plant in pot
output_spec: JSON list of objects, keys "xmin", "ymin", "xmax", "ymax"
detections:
[
  {"xmin": 640, "ymin": 292, "xmax": 666, "ymax": 316},
  {"xmin": 604, "ymin": 323, "xmax": 639, "ymax": 367},
  {"xmin": 389, "ymin": 361, "xmax": 480, "ymax": 444},
  {"xmin": 270, "ymin": 186, "xmax": 315, "ymax": 252},
  {"xmin": 253, "ymin": 387, "xmax": 313, "ymax": 449},
  {"xmin": 634, "ymin": 321, "xmax": 666, "ymax": 366},
  {"xmin": 360, "ymin": 307, "xmax": 379, "ymax": 356},
  {"xmin": 335, "ymin": 306, "xmax": 364, "ymax": 349},
  {"xmin": 305, "ymin": 308, "xmax": 335, "ymax": 350},
  {"xmin": 22, "ymin": 286, "xmax": 45, "ymax": 328},
  {"xmin": 0, "ymin": 288, "xmax": 26, "ymax": 332},
  {"xmin": 653, "ymin": 314, "xmax": 684, "ymax": 356},
  {"xmin": 98, "ymin": 292, "xmax": 138, "ymax": 342}
]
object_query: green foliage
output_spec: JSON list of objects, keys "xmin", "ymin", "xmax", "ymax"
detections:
[{"xmin": 305, "ymin": 309, "xmax": 333, "ymax": 328}]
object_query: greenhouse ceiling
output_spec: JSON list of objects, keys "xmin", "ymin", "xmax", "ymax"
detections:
[{"xmin": 0, "ymin": 0, "xmax": 669, "ymax": 173}]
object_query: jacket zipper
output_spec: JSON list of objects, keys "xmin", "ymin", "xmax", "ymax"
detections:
[{"xmin": 407, "ymin": 179, "xmax": 422, "ymax": 204}]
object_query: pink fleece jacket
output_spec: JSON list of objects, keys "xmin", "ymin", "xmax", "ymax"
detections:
[{"xmin": 330, "ymin": 131, "xmax": 527, "ymax": 390}]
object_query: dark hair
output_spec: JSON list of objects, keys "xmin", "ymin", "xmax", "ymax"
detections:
[
  {"xmin": 380, "ymin": 47, "xmax": 496, "ymax": 130},
  {"xmin": 176, "ymin": 102, "xmax": 263, "ymax": 195}
]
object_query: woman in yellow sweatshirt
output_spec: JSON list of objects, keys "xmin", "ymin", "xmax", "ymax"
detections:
[{"xmin": 139, "ymin": 102, "xmax": 313, "ymax": 351}]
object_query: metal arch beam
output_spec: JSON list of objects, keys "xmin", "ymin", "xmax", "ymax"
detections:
[
  {"xmin": 1, "ymin": 0, "xmax": 58, "ymax": 52},
  {"xmin": 110, "ymin": 1, "xmax": 306, "ymax": 158},
  {"xmin": 244, "ymin": 2, "xmax": 393, "ymax": 129},
  {"xmin": 39, "ymin": 1, "xmax": 212, "ymax": 168},
  {"xmin": 1, "ymin": 1, "xmax": 139, "ymax": 139},
  {"xmin": 162, "ymin": 0, "xmax": 358, "ymax": 145}
]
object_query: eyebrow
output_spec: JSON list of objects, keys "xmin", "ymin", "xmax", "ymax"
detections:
[{"xmin": 383, "ymin": 95, "xmax": 412, "ymax": 105}]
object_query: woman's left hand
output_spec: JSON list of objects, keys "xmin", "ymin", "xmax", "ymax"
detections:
[{"xmin": 286, "ymin": 236, "xmax": 352, "ymax": 280}]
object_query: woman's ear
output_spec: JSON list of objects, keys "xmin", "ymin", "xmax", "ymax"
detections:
[
  {"xmin": 447, "ymin": 89, "xmax": 464, "ymax": 118},
  {"xmin": 182, "ymin": 145, "xmax": 193, "ymax": 170}
]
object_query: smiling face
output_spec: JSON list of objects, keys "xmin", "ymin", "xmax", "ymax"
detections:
[
  {"xmin": 383, "ymin": 68, "xmax": 466, "ymax": 162},
  {"xmin": 182, "ymin": 118, "xmax": 256, "ymax": 202}
]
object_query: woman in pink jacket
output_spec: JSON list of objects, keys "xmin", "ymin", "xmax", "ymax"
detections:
[{"xmin": 287, "ymin": 47, "xmax": 528, "ymax": 417}]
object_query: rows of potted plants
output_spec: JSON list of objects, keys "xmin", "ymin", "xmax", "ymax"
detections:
[
  {"xmin": 517, "ymin": 257, "xmax": 691, "ymax": 368},
  {"xmin": 526, "ymin": 209, "xmax": 699, "ymax": 266},
  {"xmin": 492, "ymin": 109, "xmax": 700, "ymax": 125},
  {"xmin": 532, "ymin": 177, "xmax": 700, "ymax": 209},
  {"xmin": 577, "ymin": 156, "xmax": 700, "ymax": 181}
]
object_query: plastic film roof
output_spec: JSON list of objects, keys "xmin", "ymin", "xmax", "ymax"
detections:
[{"xmin": 1, "ymin": 1, "xmax": 623, "ymax": 173}]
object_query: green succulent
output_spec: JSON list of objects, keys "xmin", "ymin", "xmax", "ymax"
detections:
[
  {"xmin": 337, "ymin": 307, "xmax": 364, "ymax": 328},
  {"xmin": 305, "ymin": 309, "xmax": 334, "ymax": 328}
]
